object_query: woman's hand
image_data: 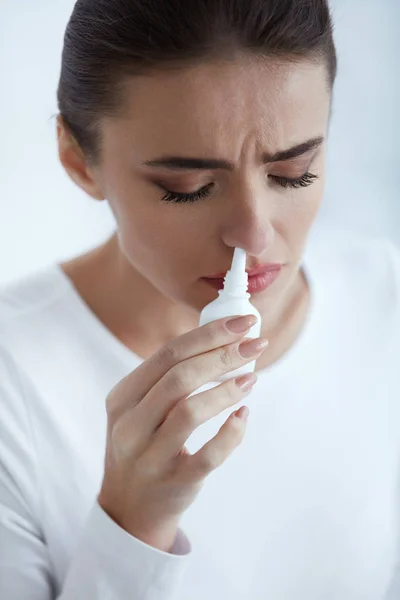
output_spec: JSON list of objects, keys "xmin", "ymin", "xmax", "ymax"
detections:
[{"xmin": 98, "ymin": 314, "xmax": 268, "ymax": 552}]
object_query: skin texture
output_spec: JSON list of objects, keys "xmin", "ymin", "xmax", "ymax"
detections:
[{"xmin": 58, "ymin": 55, "xmax": 331, "ymax": 371}]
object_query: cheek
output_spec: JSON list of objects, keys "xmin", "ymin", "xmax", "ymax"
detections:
[
  {"xmin": 107, "ymin": 173, "xmax": 201, "ymax": 251},
  {"xmin": 111, "ymin": 193, "xmax": 203, "ymax": 290},
  {"xmin": 119, "ymin": 206, "xmax": 175, "ymax": 265},
  {"xmin": 272, "ymin": 177, "xmax": 324, "ymax": 247},
  {"xmin": 278, "ymin": 184, "xmax": 322, "ymax": 222}
]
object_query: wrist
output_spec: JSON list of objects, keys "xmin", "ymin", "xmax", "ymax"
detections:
[
  {"xmin": 97, "ymin": 494, "xmax": 179, "ymax": 553},
  {"xmin": 124, "ymin": 519, "xmax": 180, "ymax": 553}
]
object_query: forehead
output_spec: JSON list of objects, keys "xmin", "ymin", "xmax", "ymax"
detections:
[{"xmin": 105, "ymin": 56, "xmax": 331, "ymax": 157}]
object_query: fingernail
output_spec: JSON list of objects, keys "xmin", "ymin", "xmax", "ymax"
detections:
[
  {"xmin": 235, "ymin": 373, "xmax": 258, "ymax": 393},
  {"xmin": 225, "ymin": 315, "xmax": 258, "ymax": 333},
  {"xmin": 239, "ymin": 337, "xmax": 269, "ymax": 358},
  {"xmin": 234, "ymin": 406, "xmax": 250, "ymax": 422}
]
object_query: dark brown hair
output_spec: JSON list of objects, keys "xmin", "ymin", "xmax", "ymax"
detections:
[{"xmin": 57, "ymin": 0, "xmax": 337, "ymax": 162}]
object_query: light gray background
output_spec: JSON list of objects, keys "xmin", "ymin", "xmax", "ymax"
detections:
[{"xmin": 1, "ymin": 0, "xmax": 399, "ymax": 285}]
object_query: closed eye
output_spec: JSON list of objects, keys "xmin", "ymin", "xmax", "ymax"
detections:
[
  {"xmin": 159, "ymin": 172, "xmax": 318, "ymax": 203},
  {"xmin": 270, "ymin": 172, "xmax": 319, "ymax": 189},
  {"xmin": 160, "ymin": 182, "xmax": 215, "ymax": 204}
]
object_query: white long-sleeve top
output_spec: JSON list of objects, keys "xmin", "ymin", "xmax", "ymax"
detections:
[{"xmin": 0, "ymin": 229, "xmax": 400, "ymax": 600}]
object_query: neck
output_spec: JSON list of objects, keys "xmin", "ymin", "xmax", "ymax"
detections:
[{"xmin": 61, "ymin": 234, "xmax": 200, "ymax": 357}]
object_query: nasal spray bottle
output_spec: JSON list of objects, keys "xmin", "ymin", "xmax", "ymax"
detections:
[{"xmin": 199, "ymin": 247, "xmax": 262, "ymax": 383}]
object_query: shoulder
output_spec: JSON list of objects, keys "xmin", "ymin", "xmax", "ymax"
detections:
[
  {"xmin": 0, "ymin": 342, "xmax": 30, "ymax": 424},
  {"xmin": 0, "ymin": 263, "xmax": 69, "ymax": 346},
  {"xmin": 307, "ymin": 226, "xmax": 399, "ymax": 267},
  {"xmin": 306, "ymin": 227, "xmax": 400, "ymax": 302},
  {"xmin": 304, "ymin": 227, "xmax": 400, "ymax": 348}
]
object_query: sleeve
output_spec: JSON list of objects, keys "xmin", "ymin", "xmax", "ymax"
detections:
[
  {"xmin": 0, "ymin": 345, "xmax": 190, "ymax": 600},
  {"xmin": 60, "ymin": 501, "xmax": 190, "ymax": 599}
]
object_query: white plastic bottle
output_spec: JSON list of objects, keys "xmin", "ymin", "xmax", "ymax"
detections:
[{"xmin": 199, "ymin": 247, "xmax": 262, "ymax": 383}]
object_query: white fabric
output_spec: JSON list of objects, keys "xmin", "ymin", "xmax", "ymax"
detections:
[{"xmin": 0, "ymin": 229, "xmax": 399, "ymax": 600}]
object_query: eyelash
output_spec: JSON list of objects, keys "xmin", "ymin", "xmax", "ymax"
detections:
[{"xmin": 160, "ymin": 172, "xmax": 318, "ymax": 204}]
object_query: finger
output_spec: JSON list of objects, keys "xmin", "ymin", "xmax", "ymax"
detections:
[
  {"xmin": 146, "ymin": 373, "xmax": 257, "ymax": 460},
  {"xmin": 138, "ymin": 336, "xmax": 267, "ymax": 431},
  {"xmin": 184, "ymin": 405, "xmax": 249, "ymax": 481},
  {"xmin": 109, "ymin": 314, "xmax": 259, "ymax": 412}
]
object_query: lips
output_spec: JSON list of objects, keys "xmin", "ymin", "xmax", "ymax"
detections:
[
  {"xmin": 202, "ymin": 264, "xmax": 283, "ymax": 294},
  {"xmin": 205, "ymin": 264, "xmax": 282, "ymax": 279}
]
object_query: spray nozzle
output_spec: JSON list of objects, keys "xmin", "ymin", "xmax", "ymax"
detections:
[
  {"xmin": 230, "ymin": 247, "xmax": 247, "ymax": 276},
  {"xmin": 222, "ymin": 247, "xmax": 250, "ymax": 297}
]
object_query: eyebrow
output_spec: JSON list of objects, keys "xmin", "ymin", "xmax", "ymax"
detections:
[{"xmin": 143, "ymin": 136, "xmax": 324, "ymax": 171}]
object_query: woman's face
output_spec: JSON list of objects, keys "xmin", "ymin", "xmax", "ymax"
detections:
[{"xmin": 91, "ymin": 56, "xmax": 331, "ymax": 315}]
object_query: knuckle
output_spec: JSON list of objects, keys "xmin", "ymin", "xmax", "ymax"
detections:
[
  {"xmin": 229, "ymin": 419, "xmax": 246, "ymax": 445},
  {"xmin": 203, "ymin": 322, "xmax": 222, "ymax": 344},
  {"xmin": 156, "ymin": 342, "xmax": 181, "ymax": 367},
  {"xmin": 218, "ymin": 344, "xmax": 235, "ymax": 369},
  {"xmin": 226, "ymin": 379, "xmax": 241, "ymax": 403},
  {"xmin": 110, "ymin": 419, "xmax": 129, "ymax": 454},
  {"xmin": 105, "ymin": 390, "xmax": 120, "ymax": 419},
  {"xmin": 175, "ymin": 397, "xmax": 201, "ymax": 429},
  {"xmin": 165, "ymin": 364, "xmax": 192, "ymax": 394},
  {"xmin": 105, "ymin": 375, "xmax": 133, "ymax": 420},
  {"xmin": 198, "ymin": 452, "xmax": 220, "ymax": 473}
]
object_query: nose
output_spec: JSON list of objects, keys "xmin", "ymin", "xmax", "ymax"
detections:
[{"xmin": 221, "ymin": 190, "xmax": 275, "ymax": 258}]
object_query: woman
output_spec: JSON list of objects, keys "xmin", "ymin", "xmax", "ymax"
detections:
[{"xmin": 1, "ymin": 0, "xmax": 399, "ymax": 598}]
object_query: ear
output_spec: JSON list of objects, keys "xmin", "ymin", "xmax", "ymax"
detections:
[{"xmin": 56, "ymin": 116, "xmax": 105, "ymax": 201}]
